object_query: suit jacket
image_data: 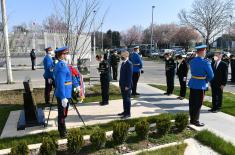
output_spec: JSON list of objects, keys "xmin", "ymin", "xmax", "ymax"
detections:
[
  {"xmin": 176, "ymin": 60, "xmax": 188, "ymax": 78},
  {"xmin": 119, "ymin": 60, "xmax": 133, "ymax": 89},
  {"xmin": 210, "ymin": 60, "xmax": 228, "ymax": 86}
]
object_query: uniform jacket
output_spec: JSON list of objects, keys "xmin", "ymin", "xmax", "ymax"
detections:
[
  {"xmin": 119, "ymin": 60, "xmax": 133, "ymax": 89},
  {"xmin": 188, "ymin": 57, "xmax": 214, "ymax": 90},
  {"xmin": 130, "ymin": 52, "xmax": 143, "ymax": 73},
  {"xmin": 110, "ymin": 54, "xmax": 120, "ymax": 65},
  {"xmin": 176, "ymin": 60, "xmax": 188, "ymax": 78},
  {"xmin": 30, "ymin": 50, "xmax": 36, "ymax": 60},
  {"xmin": 54, "ymin": 60, "xmax": 72, "ymax": 99},
  {"xmin": 165, "ymin": 57, "xmax": 176, "ymax": 73},
  {"xmin": 210, "ymin": 61, "xmax": 228, "ymax": 87},
  {"xmin": 43, "ymin": 54, "xmax": 54, "ymax": 79}
]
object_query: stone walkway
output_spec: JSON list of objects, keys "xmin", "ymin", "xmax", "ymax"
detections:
[{"xmin": 1, "ymin": 83, "xmax": 235, "ymax": 149}]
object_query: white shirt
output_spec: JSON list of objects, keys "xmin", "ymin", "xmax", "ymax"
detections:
[{"xmin": 215, "ymin": 60, "xmax": 221, "ymax": 69}]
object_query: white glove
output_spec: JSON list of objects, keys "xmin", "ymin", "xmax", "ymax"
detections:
[
  {"xmin": 48, "ymin": 78, "xmax": 53, "ymax": 84},
  {"xmin": 76, "ymin": 86, "xmax": 80, "ymax": 92},
  {"xmin": 62, "ymin": 98, "xmax": 68, "ymax": 108},
  {"xmin": 183, "ymin": 77, "xmax": 187, "ymax": 82}
]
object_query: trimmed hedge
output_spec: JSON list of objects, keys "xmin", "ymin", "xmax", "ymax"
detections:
[
  {"xmin": 39, "ymin": 137, "xmax": 58, "ymax": 155},
  {"xmin": 112, "ymin": 122, "xmax": 130, "ymax": 145},
  {"xmin": 175, "ymin": 113, "xmax": 189, "ymax": 132},
  {"xmin": 90, "ymin": 127, "xmax": 107, "ymax": 149},
  {"xmin": 155, "ymin": 114, "xmax": 172, "ymax": 135},
  {"xmin": 135, "ymin": 119, "xmax": 150, "ymax": 139},
  {"xmin": 10, "ymin": 141, "xmax": 29, "ymax": 155},
  {"xmin": 67, "ymin": 128, "xmax": 84, "ymax": 154}
]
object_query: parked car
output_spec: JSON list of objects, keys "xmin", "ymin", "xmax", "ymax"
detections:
[
  {"xmin": 159, "ymin": 49, "xmax": 174, "ymax": 58},
  {"xmin": 150, "ymin": 50, "xmax": 159, "ymax": 58}
]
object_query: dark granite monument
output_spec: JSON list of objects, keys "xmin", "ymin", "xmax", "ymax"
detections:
[{"xmin": 17, "ymin": 77, "xmax": 45, "ymax": 130}]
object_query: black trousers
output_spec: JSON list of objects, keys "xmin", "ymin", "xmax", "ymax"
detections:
[
  {"xmin": 166, "ymin": 71, "xmax": 175, "ymax": 94},
  {"xmin": 111, "ymin": 65, "xmax": 118, "ymax": 80},
  {"xmin": 132, "ymin": 72, "xmax": 140, "ymax": 94},
  {"xmin": 231, "ymin": 67, "xmax": 235, "ymax": 82},
  {"xmin": 121, "ymin": 87, "xmax": 131, "ymax": 115},
  {"xmin": 100, "ymin": 74, "xmax": 110, "ymax": 104},
  {"xmin": 178, "ymin": 76, "xmax": 186, "ymax": 97},
  {"xmin": 31, "ymin": 59, "xmax": 36, "ymax": 70},
  {"xmin": 56, "ymin": 98, "xmax": 70, "ymax": 137},
  {"xmin": 211, "ymin": 85, "xmax": 223, "ymax": 110},
  {"xmin": 189, "ymin": 89, "xmax": 204, "ymax": 123},
  {"xmin": 44, "ymin": 79, "xmax": 52, "ymax": 104}
]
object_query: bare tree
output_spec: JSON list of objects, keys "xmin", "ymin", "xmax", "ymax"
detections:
[
  {"xmin": 178, "ymin": 0, "xmax": 234, "ymax": 47},
  {"xmin": 52, "ymin": 0, "xmax": 106, "ymax": 65},
  {"xmin": 121, "ymin": 25, "xmax": 143, "ymax": 47}
]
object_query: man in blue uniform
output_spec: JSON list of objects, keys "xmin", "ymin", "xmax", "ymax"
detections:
[
  {"xmin": 43, "ymin": 47, "xmax": 54, "ymax": 105},
  {"xmin": 188, "ymin": 45, "xmax": 214, "ymax": 127},
  {"xmin": 130, "ymin": 46, "xmax": 143, "ymax": 96},
  {"xmin": 54, "ymin": 46, "xmax": 72, "ymax": 138}
]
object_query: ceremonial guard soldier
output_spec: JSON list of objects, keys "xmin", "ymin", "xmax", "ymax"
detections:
[
  {"xmin": 96, "ymin": 54, "xmax": 110, "ymax": 105},
  {"xmin": 164, "ymin": 51, "xmax": 176, "ymax": 95},
  {"xmin": 188, "ymin": 45, "xmax": 214, "ymax": 127},
  {"xmin": 43, "ymin": 47, "xmax": 54, "ymax": 105},
  {"xmin": 54, "ymin": 46, "xmax": 72, "ymax": 138},
  {"xmin": 110, "ymin": 50, "xmax": 120, "ymax": 80},
  {"xmin": 175, "ymin": 54, "xmax": 188, "ymax": 100},
  {"xmin": 129, "ymin": 46, "xmax": 143, "ymax": 96}
]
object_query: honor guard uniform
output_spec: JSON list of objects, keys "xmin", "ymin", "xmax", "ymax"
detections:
[
  {"xmin": 54, "ymin": 46, "xmax": 72, "ymax": 138},
  {"xmin": 110, "ymin": 50, "xmax": 120, "ymax": 80},
  {"xmin": 164, "ymin": 52, "xmax": 176, "ymax": 95},
  {"xmin": 230, "ymin": 55, "xmax": 235, "ymax": 82},
  {"xmin": 129, "ymin": 46, "xmax": 143, "ymax": 96},
  {"xmin": 188, "ymin": 45, "xmax": 214, "ymax": 127},
  {"xmin": 43, "ymin": 47, "xmax": 54, "ymax": 105},
  {"xmin": 97, "ymin": 54, "xmax": 110, "ymax": 105}
]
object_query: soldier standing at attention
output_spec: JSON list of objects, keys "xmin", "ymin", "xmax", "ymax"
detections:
[
  {"xmin": 175, "ymin": 54, "xmax": 188, "ymax": 100},
  {"xmin": 130, "ymin": 46, "xmax": 143, "ymax": 96},
  {"xmin": 96, "ymin": 54, "xmax": 110, "ymax": 105},
  {"xmin": 110, "ymin": 50, "xmax": 120, "ymax": 81},
  {"xmin": 54, "ymin": 46, "xmax": 72, "ymax": 138},
  {"xmin": 43, "ymin": 47, "xmax": 54, "ymax": 105},
  {"xmin": 164, "ymin": 51, "xmax": 176, "ymax": 95},
  {"xmin": 230, "ymin": 55, "xmax": 235, "ymax": 82},
  {"xmin": 30, "ymin": 49, "xmax": 36, "ymax": 70},
  {"xmin": 188, "ymin": 45, "xmax": 214, "ymax": 127}
]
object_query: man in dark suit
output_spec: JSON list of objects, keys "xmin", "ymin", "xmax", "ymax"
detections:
[
  {"xmin": 209, "ymin": 50, "xmax": 228, "ymax": 113},
  {"xmin": 118, "ymin": 51, "xmax": 133, "ymax": 119},
  {"xmin": 176, "ymin": 55, "xmax": 188, "ymax": 100}
]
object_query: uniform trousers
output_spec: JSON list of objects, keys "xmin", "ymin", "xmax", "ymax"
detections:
[
  {"xmin": 57, "ymin": 97, "xmax": 70, "ymax": 137},
  {"xmin": 44, "ymin": 78, "xmax": 52, "ymax": 104},
  {"xmin": 178, "ymin": 76, "xmax": 186, "ymax": 97},
  {"xmin": 112, "ymin": 65, "xmax": 118, "ymax": 80},
  {"xmin": 121, "ymin": 87, "xmax": 131, "ymax": 115},
  {"xmin": 166, "ymin": 71, "xmax": 175, "ymax": 94},
  {"xmin": 132, "ymin": 72, "xmax": 140, "ymax": 94},
  {"xmin": 100, "ymin": 74, "xmax": 110, "ymax": 104},
  {"xmin": 211, "ymin": 85, "xmax": 223, "ymax": 110},
  {"xmin": 189, "ymin": 89, "xmax": 205, "ymax": 123}
]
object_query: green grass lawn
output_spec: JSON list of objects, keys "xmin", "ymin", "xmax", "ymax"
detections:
[
  {"xmin": 0, "ymin": 84, "xmax": 122, "ymax": 135},
  {"xmin": 137, "ymin": 143, "xmax": 187, "ymax": 155},
  {"xmin": 195, "ymin": 130, "xmax": 235, "ymax": 155},
  {"xmin": 149, "ymin": 84, "xmax": 235, "ymax": 117}
]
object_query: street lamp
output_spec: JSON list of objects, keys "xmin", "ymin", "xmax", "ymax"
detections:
[
  {"xmin": 150, "ymin": 5, "xmax": 155, "ymax": 51},
  {"xmin": 228, "ymin": 15, "xmax": 233, "ymax": 52},
  {"xmin": 93, "ymin": 10, "xmax": 96, "ymax": 56}
]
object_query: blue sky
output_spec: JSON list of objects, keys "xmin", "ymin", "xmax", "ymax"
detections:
[{"xmin": 4, "ymin": 0, "xmax": 195, "ymax": 32}]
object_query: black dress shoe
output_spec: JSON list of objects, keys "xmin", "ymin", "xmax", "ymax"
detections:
[
  {"xmin": 192, "ymin": 122, "xmax": 205, "ymax": 127},
  {"xmin": 118, "ymin": 112, "xmax": 125, "ymax": 116},
  {"xmin": 164, "ymin": 93, "xmax": 169, "ymax": 95},
  {"xmin": 212, "ymin": 110, "xmax": 220, "ymax": 113},
  {"xmin": 208, "ymin": 109, "xmax": 215, "ymax": 112},
  {"xmin": 121, "ymin": 114, "xmax": 131, "ymax": 119},
  {"xmin": 135, "ymin": 93, "xmax": 140, "ymax": 95}
]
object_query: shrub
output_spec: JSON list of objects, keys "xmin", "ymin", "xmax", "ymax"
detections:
[
  {"xmin": 39, "ymin": 137, "xmax": 58, "ymax": 155},
  {"xmin": 135, "ymin": 119, "xmax": 150, "ymax": 139},
  {"xmin": 112, "ymin": 122, "xmax": 130, "ymax": 145},
  {"xmin": 10, "ymin": 141, "xmax": 30, "ymax": 155},
  {"xmin": 90, "ymin": 127, "xmax": 107, "ymax": 149},
  {"xmin": 175, "ymin": 113, "xmax": 189, "ymax": 132},
  {"xmin": 156, "ymin": 114, "xmax": 172, "ymax": 136},
  {"xmin": 67, "ymin": 128, "xmax": 84, "ymax": 153}
]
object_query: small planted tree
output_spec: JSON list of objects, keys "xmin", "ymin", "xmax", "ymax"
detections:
[
  {"xmin": 135, "ymin": 119, "xmax": 150, "ymax": 140},
  {"xmin": 90, "ymin": 127, "xmax": 107, "ymax": 149},
  {"xmin": 175, "ymin": 113, "xmax": 189, "ymax": 132},
  {"xmin": 156, "ymin": 114, "xmax": 172, "ymax": 136},
  {"xmin": 39, "ymin": 137, "xmax": 58, "ymax": 155},
  {"xmin": 10, "ymin": 141, "xmax": 30, "ymax": 155},
  {"xmin": 112, "ymin": 122, "xmax": 130, "ymax": 145},
  {"xmin": 67, "ymin": 128, "xmax": 84, "ymax": 154}
]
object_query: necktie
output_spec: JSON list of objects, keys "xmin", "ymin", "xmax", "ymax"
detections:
[{"xmin": 214, "ymin": 62, "xmax": 217, "ymax": 69}]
